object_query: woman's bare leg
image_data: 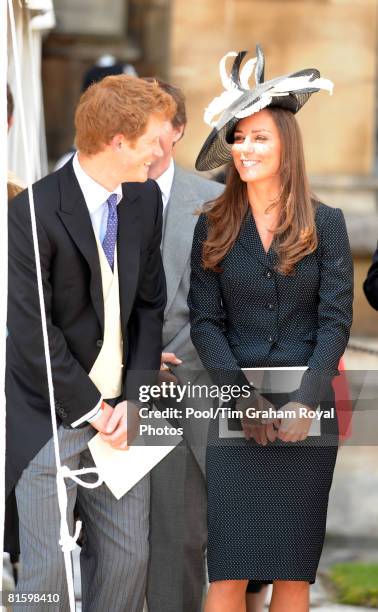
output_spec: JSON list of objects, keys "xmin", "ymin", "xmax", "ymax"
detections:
[
  {"xmin": 246, "ymin": 584, "xmax": 269, "ymax": 611},
  {"xmin": 269, "ymin": 580, "xmax": 310, "ymax": 612},
  {"xmin": 205, "ymin": 580, "xmax": 249, "ymax": 612}
]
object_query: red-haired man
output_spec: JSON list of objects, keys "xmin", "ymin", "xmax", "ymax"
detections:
[{"xmin": 6, "ymin": 75, "xmax": 175, "ymax": 611}]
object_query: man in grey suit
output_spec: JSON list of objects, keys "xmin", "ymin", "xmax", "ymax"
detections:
[{"xmin": 145, "ymin": 80, "xmax": 223, "ymax": 612}]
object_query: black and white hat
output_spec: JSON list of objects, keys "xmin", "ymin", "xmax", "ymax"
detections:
[{"xmin": 195, "ymin": 45, "xmax": 333, "ymax": 171}]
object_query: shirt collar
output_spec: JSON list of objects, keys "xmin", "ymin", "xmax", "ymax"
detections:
[
  {"xmin": 155, "ymin": 158, "xmax": 175, "ymax": 209},
  {"xmin": 72, "ymin": 152, "xmax": 123, "ymax": 214}
]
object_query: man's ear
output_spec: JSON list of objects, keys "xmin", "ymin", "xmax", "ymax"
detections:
[
  {"xmin": 110, "ymin": 133, "xmax": 126, "ymax": 151},
  {"xmin": 172, "ymin": 124, "xmax": 185, "ymax": 145}
]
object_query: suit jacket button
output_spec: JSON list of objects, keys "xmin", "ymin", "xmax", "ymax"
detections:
[
  {"xmin": 266, "ymin": 270, "xmax": 273, "ymax": 278},
  {"xmin": 96, "ymin": 339, "xmax": 103, "ymax": 348},
  {"xmin": 267, "ymin": 335, "xmax": 274, "ymax": 343},
  {"xmin": 267, "ymin": 303, "xmax": 275, "ymax": 311}
]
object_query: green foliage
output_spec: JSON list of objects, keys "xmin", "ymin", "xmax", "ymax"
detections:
[{"xmin": 329, "ymin": 563, "xmax": 378, "ymax": 608}]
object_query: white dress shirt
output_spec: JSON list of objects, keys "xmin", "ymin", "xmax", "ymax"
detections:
[
  {"xmin": 70, "ymin": 153, "xmax": 123, "ymax": 427},
  {"xmin": 72, "ymin": 153, "xmax": 123, "ymax": 241},
  {"xmin": 155, "ymin": 158, "xmax": 175, "ymax": 211}
]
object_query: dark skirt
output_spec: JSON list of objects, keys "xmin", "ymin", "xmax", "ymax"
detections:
[{"xmin": 206, "ymin": 392, "xmax": 338, "ymax": 584}]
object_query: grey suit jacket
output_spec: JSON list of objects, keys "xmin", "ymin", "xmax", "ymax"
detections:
[
  {"xmin": 160, "ymin": 164, "xmax": 223, "ymax": 469},
  {"xmin": 161, "ymin": 163, "xmax": 224, "ymax": 370}
]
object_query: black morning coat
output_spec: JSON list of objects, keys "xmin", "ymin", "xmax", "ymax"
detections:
[{"xmin": 5, "ymin": 159, "xmax": 166, "ymax": 552}]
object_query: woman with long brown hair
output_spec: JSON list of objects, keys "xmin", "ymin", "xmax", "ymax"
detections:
[{"xmin": 188, "ymin": 46, "xmax": 353, "ymax": 612}]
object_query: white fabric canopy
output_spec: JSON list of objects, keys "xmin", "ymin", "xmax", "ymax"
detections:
[
  {"xmin": 7, "ymin": 0, "xmax": 55, "ymax": 182},
  {"xmin": 26, "ymin": 0, "xmax": 54, "ymax": 10}
]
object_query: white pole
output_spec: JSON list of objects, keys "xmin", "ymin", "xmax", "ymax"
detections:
[{"xmin": 0, "ymin": 0, "xmax": 8, "ymax": 595}]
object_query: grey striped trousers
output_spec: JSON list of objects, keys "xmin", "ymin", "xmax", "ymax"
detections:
[{"xmin": 15, "ymin": 424, "xmax": 150, "ymax": 611}]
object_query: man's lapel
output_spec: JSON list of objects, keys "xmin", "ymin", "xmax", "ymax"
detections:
[
  {"xmin": 57, "ymin": 163, "xmax": 142, "ymax": 337},
  {"xmin": 57, "ymin": 161, "xmax": 104, "ymax": 332},
  {"xmin": 162, "ymin": 164, "xmax": 199, "ymax": 312},
  {"xmin": 117, "ymin": 183, "xmax": 141, "ymax": 330}
]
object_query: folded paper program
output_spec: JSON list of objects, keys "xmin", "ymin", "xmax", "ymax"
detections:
[{"xmin": 88, "ymin": 417, "xmax": 182, "ymax": 499}]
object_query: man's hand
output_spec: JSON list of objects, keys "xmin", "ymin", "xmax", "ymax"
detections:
[
  {"xmin": 98, "ymin": 401, "xmax": 128, "ymax": 450},
  {"xmin": 90, "ymin": 401, "xmax": 115, "ymax": 434},
  {"xmin": 277, "ymin": 402, "xmax": 313, "ymax": 443},
  {"xmin": 91, "ymin": 401, "xmax": 140, "ymax": 450},
  {"xmin": 158, "ymin": 352, "xmax": 183, "ymax": 385},
  {"xmin": 161, "ymin": 352, "xmax": 183, "ymax": 366}
]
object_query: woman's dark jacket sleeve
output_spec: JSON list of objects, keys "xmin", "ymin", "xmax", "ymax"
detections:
[{"xmin": 292, "ymin": 207, "xmax": 353, "ymax": 407}]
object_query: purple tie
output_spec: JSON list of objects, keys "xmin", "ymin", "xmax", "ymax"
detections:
[{"xmin": 102, "ymin": 193, "xmax": 118, "ymax": 271}]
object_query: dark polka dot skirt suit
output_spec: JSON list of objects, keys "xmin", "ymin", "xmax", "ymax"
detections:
[{"xmin": 188, "ymin": 202, "xmax": 353, "ymax": 583}]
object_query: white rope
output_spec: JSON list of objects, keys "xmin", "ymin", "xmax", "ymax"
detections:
[
  {"xmin": 57, "ymin": 467, "xmax": 103, "ymax": 554},
  {"xmin": 60, "ymin": 466, "xmax": 104, "ymax": 489},
  {"xmin": 0, "ymin": 0, "xmax": 8, "ymax": 594},
  {"xmin": 7, "ymin": 2, "xmax": 105, "ymax": 609}
]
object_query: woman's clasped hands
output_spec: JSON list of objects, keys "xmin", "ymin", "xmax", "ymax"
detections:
[{"xmin": 240, "ymin": 395, "xmax": 313, "ymax": 445}]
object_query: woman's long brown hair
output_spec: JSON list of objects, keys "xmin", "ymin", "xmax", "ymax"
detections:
[{"xmin": 202, "ymin": 107, "xmax": 318, "ymax": 275}]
